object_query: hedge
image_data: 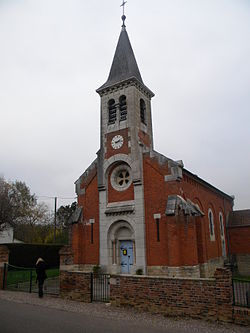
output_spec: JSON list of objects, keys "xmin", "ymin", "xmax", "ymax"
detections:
[{"xmin": 4, "ymin": 243, "xmax": 64, "ymax": 268}]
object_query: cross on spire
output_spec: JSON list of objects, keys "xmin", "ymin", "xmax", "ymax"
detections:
[{"xmin": 120, "ymin": 0, "xmax": 127, "ymax": 27}]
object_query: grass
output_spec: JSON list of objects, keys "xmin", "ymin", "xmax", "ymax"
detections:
[
  {"xmin": 6, "ymin": 267, "xmax": 59, "ymax": 285},
  {"xmin": 233, "ymin": 275, "xmax": 250, "ymax": 282}
]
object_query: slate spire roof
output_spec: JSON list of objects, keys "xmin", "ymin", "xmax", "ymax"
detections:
[{"xmin": 97, "ymin": 24, "xmax": 154, "ymax": 97}]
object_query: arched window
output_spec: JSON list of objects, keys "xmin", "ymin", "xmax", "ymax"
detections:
[
  {"xmin": 108, "ymin": 99, "xmax": 116, "ymax": 124},
  {"xmin": 208, "ymin": 208, "xmax": 215, "ymax": 241},
  {"xmin": 140, "ymin": 99, "xmax": 146, "ymax": 124},
  {"xmin": 119, "ymin": 95, "xmax": 127, "ymax": 121},
  {"xmin": 219, "ymin": 212, "xmax": 226, "ymax": 256},
  {"xmin": 219, "ymin": 212, "xmax": 224, "ymax": 237}
]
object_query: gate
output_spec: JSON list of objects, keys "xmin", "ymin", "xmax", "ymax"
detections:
[
  {"xmin": 233, "ymin": 279, "xmax": 250, "ymax": 308},
  {"xmin": 91, "ymin": 273, "xmax": 110, "ymax": 302},
  {"xmin": 3, "ymin": 263, "xmax": 59, "ymax": 295}
]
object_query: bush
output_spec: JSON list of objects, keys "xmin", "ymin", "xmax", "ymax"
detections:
[
  {"xmin": 93, "ymin": 265, "xmax": 102, "ymax": 275},
  {"xmin": 136, "ymin": 268, "xmax": 143, "ymax": 275}
]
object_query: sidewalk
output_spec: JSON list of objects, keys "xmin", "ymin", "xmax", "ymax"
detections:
[{"xmin": 0, "ymin": 290, "xmax": 248, "ymax": 333}]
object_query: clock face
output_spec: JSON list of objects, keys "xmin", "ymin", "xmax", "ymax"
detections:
[{"xmin": 111, "ymin": 135, "xmax": 124, "ymax": 150}]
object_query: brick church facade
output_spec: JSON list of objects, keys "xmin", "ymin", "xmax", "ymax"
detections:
[{"xmin": 70, "ymin": 19, "xmax": 234, "ymax": 278}]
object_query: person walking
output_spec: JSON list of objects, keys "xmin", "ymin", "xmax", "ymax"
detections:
[{"xmin": 35, "ymin": 258, "xmax": 47, "ymax": 298}]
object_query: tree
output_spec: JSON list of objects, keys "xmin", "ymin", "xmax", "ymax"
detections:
[
  {"xmin": 0, "ymin": 176, "xmax": 50, "ymax": 232},
  {"xmin": 56, "ymin": 202, "xmax": 77, "ymax": 228}
]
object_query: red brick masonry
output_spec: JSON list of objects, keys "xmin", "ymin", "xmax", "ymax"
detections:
[
  {"xmin": 110, "ymin": 268, "xmax": 233, "ymax": 323},
  {"xmin": 59, "ymin": 265, "xmax": 248, "ymax": 325},
  {"xmin": 60, "ymin": 271, "xmax": 91, "ymax": 303}
]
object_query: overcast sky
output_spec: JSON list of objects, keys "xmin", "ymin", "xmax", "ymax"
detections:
[{"xmin": 0, "ymin": 0, "xmax": 249, "ymax": 211}]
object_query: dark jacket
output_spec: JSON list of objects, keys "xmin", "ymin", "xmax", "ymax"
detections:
[{"xmin": 36, "ymin": 261, "xmax": 47, "ymax": 282}]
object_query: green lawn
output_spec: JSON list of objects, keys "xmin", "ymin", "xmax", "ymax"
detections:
[
  {"xmin": 6, "ymin": 267, "xmax": 59, "ymax": 285},
  {"xmin": 233, "ymin": 275, "xmax": 250, "ymax": 282}
]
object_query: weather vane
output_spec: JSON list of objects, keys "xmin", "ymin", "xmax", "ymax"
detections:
[{"xmin": 120, "ymin": 0, "xmax": 127, "ymax": 27}]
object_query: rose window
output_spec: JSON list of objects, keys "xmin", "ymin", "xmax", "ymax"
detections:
[
  {"xmin": 110, "ymin": 164, "xmax": 132, "ymax": 191},
  {"xmin": 117, "ymin": 170, "xmax": 130, "ymax": 186}
]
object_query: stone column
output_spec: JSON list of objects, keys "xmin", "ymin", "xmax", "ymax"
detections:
[
  {"xmin": 59, "ymin": 246, "xmax": 75, "ymax": 271},
  {"xmin": 214, "ymin": 267, "xmax": 233, "ymax": 322}
]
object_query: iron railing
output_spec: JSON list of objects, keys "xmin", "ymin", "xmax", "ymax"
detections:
[
  {"xmin": 91, "ymin": 273, "xmax": 110, "ymax": 302},
  {"xmin": 233, "ymin": 279, "xmax": 250, "ymax": 308},
  {"xmin": 2, "ymin": 263, "xmax": 59, "ymax": 295}
]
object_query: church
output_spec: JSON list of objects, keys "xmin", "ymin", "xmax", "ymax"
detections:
[{"xmin": 70, "ymin": 15, "xmax": 234, "ymax": 278}]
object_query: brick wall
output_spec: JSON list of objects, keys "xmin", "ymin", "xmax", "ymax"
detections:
[
  {"xmin": 235, "ymin": 254, "xmax": 250, "ymax": 276},
  {"xmin": 110, "ymin": 268, "xmax": 233, "ymax": 323},
  {"xmin": 105, "ymin": 129, "xmax": 130, "ymax": 160},
  {"xmin": 143, "ymin": 153, "xmax": 233, "ymax": 273},
  {"xmin": 0, "ymin": 245, "xmax": 9, "ymax": 289},
  {"xmin": 74, "ymin": 174, "xmax": 99, "ymax": 265},
  {"xmin": 228, "ymin": 226, "xmax": 250, "ymax": 255},
  {"xmin": 60, "ymin": 271, "xmax": 91, "ymax": 302},
  {"xmin": 58, "ymin": 263, "xmax": 249, "ymax": 325},
  {"xmin": 228, "ymin": 222, "xmax": 250, "ymax": 276}
]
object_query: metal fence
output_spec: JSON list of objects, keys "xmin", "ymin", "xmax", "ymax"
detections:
[
  {"xmin": 233, "ymin": 279, "xmax": 250, "ymax": 308},
  {"xmin": 3, "ymin": 263, "xmax": 59, "ymax": 295},
  {"xmin": 91, "ymin": 273, "xmax": 110, "ymax": 302}
]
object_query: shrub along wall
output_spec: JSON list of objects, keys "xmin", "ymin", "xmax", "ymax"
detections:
[{"xmin": 3, "ymin": 243, "xmax": 63, "ymax": 268}]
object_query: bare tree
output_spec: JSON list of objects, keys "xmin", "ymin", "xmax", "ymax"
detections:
[{"xmin": 0, "ymin": 176, "xmax": 50, "ymax": 231}]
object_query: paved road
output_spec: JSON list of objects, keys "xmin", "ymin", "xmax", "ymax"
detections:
[
  {"xmin": 0, "ymin": 291, "xmax": 248, "ymax": 333},
  {"xmin": 0, "ymin": 299, "xmax": 167, "ymax": 333}
]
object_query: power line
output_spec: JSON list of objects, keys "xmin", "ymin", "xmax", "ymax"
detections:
[{"xmin": 37, "ymin": 196, "xmax": 77, "ymax": 200}]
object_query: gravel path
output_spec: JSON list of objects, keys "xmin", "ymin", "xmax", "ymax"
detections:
[{"xmin": 0, "ymin": 290, "xmax": 248, "ymax": 333}]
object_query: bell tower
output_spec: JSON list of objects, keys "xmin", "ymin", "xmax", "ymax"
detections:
[{"xmin": 96, "ymin": 13, "xmax": 154, "ymax": 274}]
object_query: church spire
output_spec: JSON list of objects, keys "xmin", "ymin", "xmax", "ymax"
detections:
[
  {"xmin": 97, "ymin": 30, "xmax": 144, "ymax": 93},
  {"xmin": 96, "ymin": 3, "xmax": 154, "ymax": 97}
]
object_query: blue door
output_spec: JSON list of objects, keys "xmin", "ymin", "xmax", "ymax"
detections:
[{"xmin": 120, "ymin": 241, "xmax": 133, "ymax": 274}]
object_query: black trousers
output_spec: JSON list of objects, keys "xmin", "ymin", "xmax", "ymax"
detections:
[{"xmin": 38, "ymin": 279, "xmax": 44, "ymax": 297}]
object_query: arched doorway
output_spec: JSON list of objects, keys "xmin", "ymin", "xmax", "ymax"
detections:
[{"xmin": 107, "ymin": 221, "xmax": 135, "ymax": 274}]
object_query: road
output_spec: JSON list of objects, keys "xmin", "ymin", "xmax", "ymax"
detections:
[
  {"xmin": 0, "ymin": 291, "xmax": 248, "ymax": 333},
  {"xmin": 0, "ymin": 299, "xmax": 169, "ymax": 333}
]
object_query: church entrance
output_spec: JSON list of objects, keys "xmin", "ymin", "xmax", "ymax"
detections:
[
  {"xmin": 120, "ymin": 240, "xmax": 133, "ymax": 274},
  {"xmin": 107, "ymin": 220, "xmax": 135, "ymax": 274}
]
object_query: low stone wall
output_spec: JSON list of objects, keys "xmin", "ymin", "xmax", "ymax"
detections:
[
  {"xmin": 147, "ymin": 264, "xmax": 201, "ymax": 278},
  {"xmin": 59, "ymin": 247, "xmax": 249, "ymax": 326},
  {"xmin": 60, "ymin": 270, "xmax": 91, "ymax": 302},
  {"xmin": 110, "ymin": 268, "xmax": 233, "ymax": 323},
  {"xmin": 0, "ymin": 245, "xmax": 9, "ymax": 289}
]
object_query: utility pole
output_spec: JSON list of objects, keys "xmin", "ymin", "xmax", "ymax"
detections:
[{"xmin": 54, "ymin": 196, "xmax": 57, "ymax": 243}]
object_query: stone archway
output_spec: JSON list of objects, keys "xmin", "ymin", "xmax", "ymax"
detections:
[{"xmin": 107, "ymin": 220, "xmax": 135, "ymax": 274}]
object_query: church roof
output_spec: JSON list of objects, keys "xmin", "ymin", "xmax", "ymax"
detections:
[
  {"xmin": 97, "ymin": 26, "xmax": 154, "ymax": 97},
  {"xmin": 165, "ymin": 195, "xmax": 204, "ymax": 217}
]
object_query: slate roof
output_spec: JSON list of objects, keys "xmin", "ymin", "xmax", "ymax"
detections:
[
  {"xmin": 165, "ymin": 195, "xmax": 204, "ymax": 217},
  {"xmin": 69, "ymin": 206, "xmax": 83, "ymax": 224},
  {"xmin": 97, "ymin": 27, "xmax": 154, "ymax": 97}
]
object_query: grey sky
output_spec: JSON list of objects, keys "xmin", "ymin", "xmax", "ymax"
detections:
[{"xmin": 0, "ymin": 0, "xmax": 249, "ymax": 211}]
